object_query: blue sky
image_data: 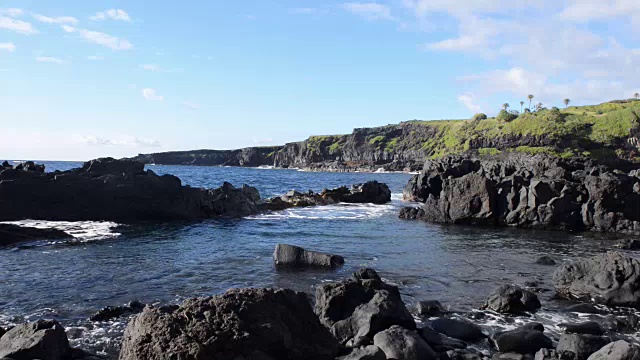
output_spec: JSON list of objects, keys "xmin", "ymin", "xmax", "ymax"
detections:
[{"xmin": 1, "ymin": 1, "xmax": 639, "ymax": 160}]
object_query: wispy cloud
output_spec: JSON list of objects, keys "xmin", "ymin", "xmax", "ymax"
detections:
[
  {"xmin": 0, "ymin": 8, "xmax": 23, "ymax": 17},
  {"xmin": 80, "ymin": 135, "xmax": 161, "ymax": 148},
  {"xmin": 457, "ymin": 93, "xmax": 482, "ymax": 113},
  {"xmin": 87, "ymin": 55, "xmax": 104, "ymax": 61},
  {"xmin": 63, "ymin": 26, "xmax": 134, "ymax": 51},
  {"xmin": 33, "ymin": 14, "xmax": 78, "ymax": 25},
  {"xmin": 141, "ymin": 64, "xmax": 162, "ymax": 72},
  {"xmin": 90, "ymin": 9, "xmax": 131, "ymax": 22},
  {"xmin": 0, "ymin": 42, "xmax": 16, "ymax": 52},
  {"xmin": 0, "ymin": 16, "xmax": 38, "ymax": 34},
  {"xmin": 142, "ymin": 88, "xmax": 164, "ymax": 101},
  {"xmin": 341, "ymin": 3, "xmax": 394, "ymax": 20},
  {"xmin": 36, "ymin": 56, "xmax": 66, "ymax": 65},
  {"xmin": 182, "ymin": 101, "xmax": 200, "ymax": 110}
]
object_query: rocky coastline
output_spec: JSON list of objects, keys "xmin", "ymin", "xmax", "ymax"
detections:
[
  {"xmin": 400, "ymin": 154, "xmax": 640, "ymax": 235},
  {"xmin": 4, "ymin": 250, "xmax": 640, "ymax": 359}
]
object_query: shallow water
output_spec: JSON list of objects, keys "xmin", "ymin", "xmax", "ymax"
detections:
[{"xmin": 0, "ymin": 161, "xmax": 636, "ymax": 357}]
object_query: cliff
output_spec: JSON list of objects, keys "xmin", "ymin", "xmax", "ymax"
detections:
[{"xmin": 129, "ymin": 99, "xmax": 640, "ymax": 171}]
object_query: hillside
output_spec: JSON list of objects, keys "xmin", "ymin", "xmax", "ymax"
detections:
[{"xmin": 130, "ymin": 99, "xmax": 640, "ymax": 171}]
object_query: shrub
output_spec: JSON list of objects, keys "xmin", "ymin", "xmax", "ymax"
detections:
[
  {"xmin": 472, "ymin": 113, "xmax": 488, "ymax": 121},
  {"xmin": 496, "ymin": 110, "xmax": 518, "ymax": 122}
]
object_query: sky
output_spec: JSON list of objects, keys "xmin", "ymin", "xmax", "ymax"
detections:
[{"xmin": 1, "ymin": 1, "xmax": 639, "ymax": 160}]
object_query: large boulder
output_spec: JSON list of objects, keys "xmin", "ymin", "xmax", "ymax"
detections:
[
  {"xmin": 314, "ymin": 269, "xmax": 415, "ymax": 346},
  {"xmin": 337, "ymin": 345, "xmax": 386, "ymax": 360},
  {"xmin": 587, "ymin": 340, "xmax": 640, "ymax": 360},
  {"xmin": 553, "ymin": 252, "xmax": 640, "ymax": 307},
  {"xmin": 481, "ymin": 284, "xmax": 541, "ymax": 314},
  {"xmin": 557, "ymin": 334, "xmax": 610, "ymax": 360},
  {"xmin": 372, "ymin": 325, "xmax": 437, "ymax": 360},
  {"xmin": 0, "ymin": 320, "xmax": 71, "ymax": 360},
  {"xmin": 429, "ymin": 318, "xmax": 485, "ymax": 342},
  {"xmin": 492, "ymin": 329, "xmax": 553, "ymax": 354},
  {"xmin": 339, "ymin": 181, "xmax": 392, "ymax": 205},
  {"xmin": 119, "ymin": 288, "xmax": 339, "ymax": 360},
  {"xmin": 273, "ymin": 244, "xmax": 344, "ymax": 269},
  {"xmin": 0, "ymin": 224, "xmax": 73, "ymax": 246},
  {"xmin": 0, "ymin": 158, "xmax": 263, "ymax": 222}
]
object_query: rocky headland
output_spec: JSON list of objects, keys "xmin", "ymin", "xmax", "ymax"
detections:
[
  {"xmin": 5, "ymin": 251, "xmax": 640, "ymax": 359},
  {"xmin": 400, "ymin": 153, "xmax": 640, "ymax": 235},
  {"xmin": 129, "ymin": 99, "xmax": 640, "ymax": 172}
]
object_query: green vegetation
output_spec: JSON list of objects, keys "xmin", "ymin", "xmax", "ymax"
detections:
[{"xmin": 478, "ymin": 148, "xmax": 502, "ymax": 156}]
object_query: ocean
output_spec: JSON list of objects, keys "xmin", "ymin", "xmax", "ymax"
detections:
[{"xmin": 0, "ymin": 161, "xmax": 631, "ymax": 357}]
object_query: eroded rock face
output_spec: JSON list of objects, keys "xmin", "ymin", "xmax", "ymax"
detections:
[
  {"xmin": 314, "ymin": 269, "xmax": 415, "ymax": 346},
  {"xmin": 553, "ymin": 252, "xmax": 640, "ymax": 308},
  {"xmin": 401, "ymin": 154, "xmax": 640, "ymax": 235},
  {"xmin": 0, "ymin": 320, "xmax": 70, "ymax": 360},
  {"xmin": 0, "ymin": 158, "xmax": 263, "ymax": 222},
  {"xmin": 119, "ymin": 288, "xmax": 339, "ymax": 360},
  {"xmin": 273, "ymin": 244, "xmax": 344, "ymax": 269}
]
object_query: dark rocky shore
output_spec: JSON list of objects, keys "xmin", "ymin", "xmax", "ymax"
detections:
[
  {"xmin": 400, "ymin": 154, "xmax": 640, "ymax": 235},
  {"xmin": 4, "ymin": 250, "xmax": 640, "ymax": 359}
]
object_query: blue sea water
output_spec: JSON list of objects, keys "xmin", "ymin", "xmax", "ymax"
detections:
[{"xmin": 0, "ymin": 161, "xmax": 632, "ymax": 356}]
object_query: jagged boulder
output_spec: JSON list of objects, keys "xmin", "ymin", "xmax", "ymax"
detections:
[
  {"xmin": 0, "ymin": 224, "xmax": 73, "ymax": 246},
  {"xmin": 119, "ymin": 288, "xmax": 339, "ymax": 360},
  {"xmin": 557, "ymin": 334, "xmax": 610, "ymax": 360},
  {"xmin": 314, "ymin": 269, "xmax": 415, "ymax": 346},
  {"xmin": 273, "ymin": 244, "xmax": 344, "ymax": 269},
  {"xmin": 553, "ymin": 252, "xmax": 640, "ymax": 307},
  {"xmin": 587, "ymin": 340, "xmax": 640, "ymax": 360},
  {"xmin": 0, "ymin": 320, "xmax": 70, "ymax": 360},
  {"xmin": 373, "ymin": 325, "xmax": 437, "ymax": 360},
  {"xmin": 481, "ymin": 284, "xmax": 541, "ymax": 314}
]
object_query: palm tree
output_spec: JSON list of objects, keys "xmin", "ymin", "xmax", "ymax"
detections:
[
  {"xmin": 520, "ymin": 101, "xmax": 524, "ymax": 113},
  {"xmin": 563, "ymin": 98, "xmax": 571, "ymax": 108},
  {"xmin": 502, "ymin": 103, "xmax": 509, "ymax": 111},
  {"xmin": 535, "ymin": 102, "xmax": 543, "ymax": 111},
  {"xmin": 528, "ymin": 94, "xmax": 534, "ymax": 111},
  {"xmin": 635, "ymin": 92, "xmax": 639, "ymax": 100}
]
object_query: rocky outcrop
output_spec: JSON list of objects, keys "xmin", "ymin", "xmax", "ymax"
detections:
[
  {"xmin": 0, "ymin": 158, "xmax": 263, "ymax": 222},
  {"xmin": 0, "ymin": 224, "xmax": 73, "ymax": 246},
  {"xmin": 273, "ymin": 244, "xmax": 345, "ymax": 269},
  {"xmin": 119, "ymin": 288, "xmax": 339, "ymax": 360},
  {"xmin": 553, "ymin": 252, "xmax": 640, "ymax": 307},
  {"xmin": 400, "ymin": 154, "xmax": 640, "ymax": 235},
  {"xmin": 90, "ymin": 301, "xmax": 146, "ymax": 322},
  {"xmin": 0, "ymin": 320, "xmax": 70, "ymax": 360},
  {"xmin": 314, "ymin": 269, "xmax": 415, "ymax": 346},
  {"xmin": 263, "ymin": 181, "xmax": 391, "ymax": 211}
]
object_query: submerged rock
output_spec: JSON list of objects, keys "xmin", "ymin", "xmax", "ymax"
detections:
[
  {"xmin": 536, "ymin": 256, "xmax": 557, "ymax": 266},
  {"xmin": 90, "ymin": 301, "xmax": 146, "ymax": 322},
  {"xmin": 481, "ymin": 284, "xmax": 541, "ymax": 314},
  {"xmin": 492, "ymin": 329, "xmax": 553, "ymax": 355},
  {"xmin": 615, "ymin": 239, "xmax": 640, "ymax": 251},
  {"xmin": 0, "ymin": 224, "xmax": 73, "ymax": 246},
  {"xmin": 429, "ymin": 318, "xmax": 485, "ymax": 342},
  {"xmin": 273, "ymin": 244, "xmax": 344, "ymax": 269},
  {"xmin": 559, "ymin": 322, "xmax": 605, "ymax": 336},
  {"xmin": 119, "ymin": 288, "xmax": 339, "ymax": 360},
  {"xmin": 0, "ymin": 319, "xmax": 70, "ymax": 360},
  {"xmin": 416, "ymin": 300, "xmax": 447, "ymax": 317},
  {"xmin": 553, "ymin": 252, "xmax": 640, "ymax": 307}
]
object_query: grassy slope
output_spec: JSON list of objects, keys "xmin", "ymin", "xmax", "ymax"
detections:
[{"xmin": 300, "ymin": 99, "xmax": 640, "ymax": 161}]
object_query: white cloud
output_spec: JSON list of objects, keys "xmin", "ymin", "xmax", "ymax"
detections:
[
  {"xmin": 33, "ymin": 14, "xmax": 78, "ymax": 25},
  {"xmin": 0, "ymin": 42, "xmax": 16, "ymax": 52},
  {"xmin": 0, "ymin": 16, "xmax": 38, "ymax": 34},
  {"xmin": 457, "ymin": 94, "xmax": 482, "ymax": 113},
  {"xmin": 142, "ymin": 88, "xmax": 164, "ymax": 101},
  {"xmin": 36, "ymin": 56, "xmax": 66, "ymax": 64},
  {"xmin": 67, "ymin": 28, "xmax": 133, "ymax": 50},
  {"xmin": 0, "ymin": 8, "xmax": 23, "ymax": 17},
  {"xmin": 559, "ymin": 0, "xmax": 640, "ymax": 23},
  {"xmin": 80, "ymin": 135, "xmax": 161, "ymax": 148},
  {"xmin": 182, "ymin": 101, "xmax": 200, "ymax": 110},
  {"xmin": 141, "ymin": 64, "xmax": 162, "ymax": 72},
  {"xmin": 341, "ymin": 3, "xmax": 393, "ymax": 20},
  {"xmin": 90, "ymin": 9, "xmax": 131, "ymax": 22},
  {"xmin": 87, "ymin": 55, "xmax": 104, "ymax": 61},
  {"xmin": 61, "ymin": 25, "xmax": 75, "ymax": 33}
]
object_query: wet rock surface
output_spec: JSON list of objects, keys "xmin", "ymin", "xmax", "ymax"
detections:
[
  {"xmin": 273, "ymin": 243, "xmax": 345, "ymax": 269},
  {"xmin": 400, "ymin": 154, "xmax": 640, "ymax": 235},
  {"xmin": 0, "ymin": 223, "xmax": 73, "ymax": 246}
]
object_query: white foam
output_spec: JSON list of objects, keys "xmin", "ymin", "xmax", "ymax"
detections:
[
  {"xmin": 248, "ymin": 202, "xmax": 396, "ymax": 221},
  {"xmin": 2, "ymin": 220, "xmax": 121, "ymax": 242}
]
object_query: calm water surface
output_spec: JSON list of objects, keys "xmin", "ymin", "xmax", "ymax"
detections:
[{"xmin": 0, "ymin": 161, "xmax": 632, "ymax": 356}]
